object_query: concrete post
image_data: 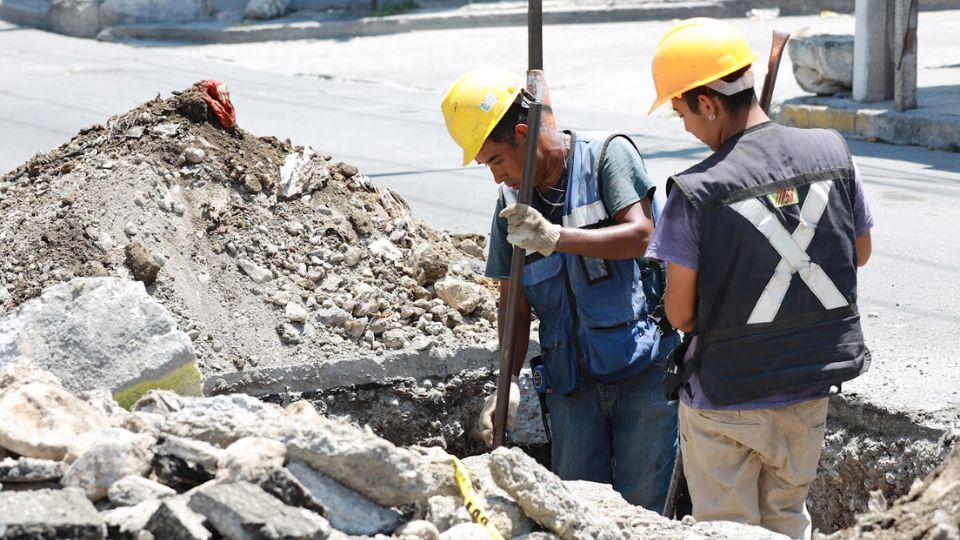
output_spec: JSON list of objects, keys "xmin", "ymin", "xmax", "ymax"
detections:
[
  {"xmin": 893, "ymin": 0, "xmax": 919, "ymax": 111},
  {"xmin": 853, "ymin": 0, "xmax": 895, "ymax": 102}
]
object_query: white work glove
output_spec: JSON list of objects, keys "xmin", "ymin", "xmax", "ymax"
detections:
[
  {"xmin": 478, "ymin": 375, "xmax": 520, "ymax": 447},
  {"xmin": 499, "ymin": 203, "xmax": 561, "ymax": 257}
]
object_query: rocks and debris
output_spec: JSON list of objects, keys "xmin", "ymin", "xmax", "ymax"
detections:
[
  {"xmin": 822, "ymin": 442, "xmax": 960, "ymax": 540},
  {"xmin": 0, "ymin": 83, "xmax": 498, "ymax": 376},
  {"xmin": 0, "ymin": 359, "xmax": 802, "ymax": 539}
]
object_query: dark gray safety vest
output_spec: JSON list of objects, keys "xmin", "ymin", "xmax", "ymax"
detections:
[
  {"xmin": 501, "ymin": 132, "xmax": 679, "ymax": 395},
  {"xmin": 668, "ymin": 121, "xmax": 870, "ymax": 405}
]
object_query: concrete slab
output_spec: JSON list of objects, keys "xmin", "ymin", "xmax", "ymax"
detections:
[{"xmin": 203, "ymin": 342, "xmax": 506, "ymax": 396}]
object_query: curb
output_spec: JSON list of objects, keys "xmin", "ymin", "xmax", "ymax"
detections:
[
  {"xmin": 0, "ymin": 1, "xmax": 47, "ymax": 30},
  {"xmin": 102, "ymin": 1, "xmax": 739, "ymax": 44},
  {"xmin": 777, "ymin": 97, "xmax": 960, "ymax": 153}
]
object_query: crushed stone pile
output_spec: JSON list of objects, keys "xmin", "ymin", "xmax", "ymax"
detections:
[
  {"xmin": 0, "ymin": 359, "xmax": 789, "ymax": 540},
  {"xmin": 0, "ymin": 83, "xmax": 498, "ymax": 374}
]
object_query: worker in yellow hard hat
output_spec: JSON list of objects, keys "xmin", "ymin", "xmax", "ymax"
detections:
[
  {"xmin": 644, "ymin": 18, "xmax": 875, "ymax": 539},
  {"xmin": 441, "ymin": 66, "xmax": 681, "ymax": 512}
]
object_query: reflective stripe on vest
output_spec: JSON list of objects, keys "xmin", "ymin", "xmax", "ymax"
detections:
[{"xmin": 730, "ymin": 180, "xmax": 849, "ymax": 324}]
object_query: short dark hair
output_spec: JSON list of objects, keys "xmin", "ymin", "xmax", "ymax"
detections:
[
  {"xmin": 682, "ymin": 66, "xmax": 756, "ymax": 115},
  {"xmin": 487, "ymin": 94, "xmax": 530, "ymax": 148}
]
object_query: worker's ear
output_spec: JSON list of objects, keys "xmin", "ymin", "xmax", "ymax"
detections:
[{"xmin": 514, "ymin": 123, "xmax": 528, "ymax": 146}]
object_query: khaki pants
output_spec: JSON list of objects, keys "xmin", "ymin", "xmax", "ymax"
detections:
[{"xmin": 679, "ymin": 398, "xmax": 829, "ymax": 540}]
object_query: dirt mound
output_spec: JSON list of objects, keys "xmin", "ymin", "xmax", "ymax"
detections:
[
  {"xmin": 0, "ymin": 83, "xmax": 498, "ymax": 374},
  {"xmin": 824, "ymin": 442, "xmax": 960, "ymax": 539}
]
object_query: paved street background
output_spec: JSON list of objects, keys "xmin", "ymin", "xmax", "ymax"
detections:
[{"xmin": 1, "ymin": 13, "xmax": 959, "ymax": 427}]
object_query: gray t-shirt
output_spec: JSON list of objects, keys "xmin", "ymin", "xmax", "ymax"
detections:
[{"xmin": 485, "ymin": 133, "xmax": 655, "ymax": 280}]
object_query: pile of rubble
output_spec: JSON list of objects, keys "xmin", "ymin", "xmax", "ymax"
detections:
[
  {"xmin": 0, "ymin": 359, "xmax": 790, "ymax": 540},
  {"xmin": 0, "ymin": 82, "xmax": 498, "ymax": 376}
]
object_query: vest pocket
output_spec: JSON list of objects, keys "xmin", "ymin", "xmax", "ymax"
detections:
[
  {"xmin": 522, "ymin": 254, "xmax": 578, "ymax": 395},
  {"xmin": 582, "ymin": 317, "xmax": 656, "ymax": 382}
]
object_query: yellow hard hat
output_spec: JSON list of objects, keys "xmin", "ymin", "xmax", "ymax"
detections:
[
  {"xmin": 648, "ymin": 18, "xmax": 758, "ymax": 114},
  {"xmin": 441, "ymin": 66, "xmax": 524, "ymax": 166}
]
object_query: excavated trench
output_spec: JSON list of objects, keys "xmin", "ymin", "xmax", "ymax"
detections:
[{"xmin": 209, "ymin": 349, "xmax": 956, "ymax": 535}]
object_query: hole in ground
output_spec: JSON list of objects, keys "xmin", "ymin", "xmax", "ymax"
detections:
[{"xmin": 259, "ymin": 372, "xmax": 955, "ymax": 534}]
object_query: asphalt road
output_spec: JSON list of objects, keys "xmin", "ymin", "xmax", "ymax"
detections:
[{"xmin": 1, "ymin": 14, "xmax": 958, "ymax": 428}]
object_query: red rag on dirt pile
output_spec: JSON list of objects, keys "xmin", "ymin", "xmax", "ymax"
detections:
[{"xmin": 197, "ymin": 80, "xmax": 237, "ymax": 129}]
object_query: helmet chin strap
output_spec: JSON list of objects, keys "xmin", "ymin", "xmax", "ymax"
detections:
[{"xmin": 705, "ymin": 69, "xmax": 755, "ymax": 95}]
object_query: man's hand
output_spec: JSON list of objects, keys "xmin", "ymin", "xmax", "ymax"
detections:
[
  {"xmin": 478, "ymin": 375, "xmax": 520, "ymax": 447},
  {"xmin": 499, "ymin": 203, "xmax": 561, "ymax": 256}
]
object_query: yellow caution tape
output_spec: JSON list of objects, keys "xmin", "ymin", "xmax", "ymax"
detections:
[{"xmin": 451, "ymin": 456, "xmax": 505, "ymax": 540}]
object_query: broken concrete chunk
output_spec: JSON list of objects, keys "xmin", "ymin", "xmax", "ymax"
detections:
[
  {"xmin": 434, "ymin": 278, "xmax": 484, "ymax": 315},
  {"xmin": 145, "ymin": 497, "xmax": 212, "ymax": 540},
  {"xmin": 788, "ymin": 31, "xmax": 854, "ymax": 95},
  {"xmin": 287, "ymin": 459, "xmax": 401, "ymax": 536},
  {"xmin": 0, "ymin": 488, "xmax": 102, "ymax": 539},
  {"xmin": 259, "ymin": 467, "xmax": 328, "ymax": 517},
  {"xmin": 0, "ymin": 456, "xmax": 66, "ymax": 484},
  {"xmin": 47, "ymin": 0, "xmax": 101, "ymax": 38},
  {"xmin": 370, "ymin": 238, "xmax": 404, "ymax": 261},
  {"xmin": 489, "ymin": 447, "xmax": 621, "ymax": 539},
  {"xmin": 108, "ymin": 474, "xmax": 176, "ymax": 506},
  {"xmin": 216, "ymin": 436, "xmax": 286, "ymax": 483},
  {"xmin": 395, "ymin": 520, "xmax": 441, "ymax": 540},
  {"xmin": 421, "ymin": 495, "xmax": 471, "ymax": 532},
  {"xmin": 188, "ymin": 480, "xmax": 331, "ymax": 540},
  {"xmin": 237, "ymin": 258, "xmax": 274, "ymax": 283},
  {"xmin": 439, "ymin": 522, "xmax": 491, "ymax": 540},
  {"xmin": 382, "ymin": 328, "xmax": 406, "ymax": 349},
  {"xmin": 315, "ymin": 307, "xmax": 351, "ymax": 327},
  {"xmin": 153, "ymin": 434, "xmax": 223, "ymax": 488},
  {"xmin": 0, "ymin": 381, "xmax": 109, "ymax": 461},
  {"xmin": 285, "ymin": 301, "xmax": 308, "ymax": 323},
  {"xmin": 0, "ymin": 278, "xmax": 201, "ymax": 409},
  {"xmin": 261, "ymin": 415, "xmax": 458, "ymax": 508},
  {"xmin": 153, "ymin": 393, "xmax": 285, "ymax": 448},
  {"xmin": 61, "ymin": 428, "xmax": 156, "ymax": 501},
  {"xmin": 101, "ymin": 499, "xmax": 163, "ymax": 540},
  {"xmin": 125, "ymin": 241, "xmax": 162, "ymax": 285},
  {"xmin": 411, "ymin": 244, "xmax": 448, "ymax": 284},
  {"xmin": 184, "ymin": 147, "xmax": 205, "ymax": 164}
]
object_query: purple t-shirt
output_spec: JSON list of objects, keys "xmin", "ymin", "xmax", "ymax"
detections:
[{"xmin": 646, "ymin": 161, "xmax": 875, "ymax": 410}]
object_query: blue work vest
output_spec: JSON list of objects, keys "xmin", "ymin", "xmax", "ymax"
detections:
[{"xmin": 501, "ymin": 132, "xmax": 679, "ymax": 395}]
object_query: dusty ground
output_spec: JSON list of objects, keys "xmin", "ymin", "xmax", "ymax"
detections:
[{"xmin": 0, "ymin": 83, "xmax": 499, "ymax": 375}]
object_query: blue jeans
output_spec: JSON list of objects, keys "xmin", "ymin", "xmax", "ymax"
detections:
[{"xmin": 545, "ymin": 361, "xmax": 678, "ymax": 511}]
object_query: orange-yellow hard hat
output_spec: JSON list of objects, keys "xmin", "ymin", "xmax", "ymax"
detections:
[
  {"xmin": 441, "ymin": 67, "xmax": 524, "ymax": 166},
  {"xmin": 649, "ymin": 17, "xmax": 758, "ymax": 114}
]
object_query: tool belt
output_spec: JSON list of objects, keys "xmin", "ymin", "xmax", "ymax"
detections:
[{"xmin": 662, "ymin": 334, "xmax": 695, "ymax": 401}]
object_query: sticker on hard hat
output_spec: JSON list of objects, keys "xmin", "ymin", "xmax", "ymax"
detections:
[
  {"xmin": 480, "ymin": 92, "xmax": 499, "ymax": 113},
  {"xmin": 451, "ymin": 456, "xmax": 505, "ymax": 540}
]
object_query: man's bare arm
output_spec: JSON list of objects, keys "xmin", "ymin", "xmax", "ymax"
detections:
[
  {"xmin": 555, "ymin": 198, "xmax": 654, "ymax": 260},
  {"xmin": 856, "ymin": 232, "xmax": 872, "ymax": 267},
  {"xmin": 664, "ymin": 262, "xmax": 698, "ymax": 333}
]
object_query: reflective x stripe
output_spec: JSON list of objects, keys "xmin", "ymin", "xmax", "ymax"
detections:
[
  {"xmin": 730, "ymin": 181, "xmax": 848, "ymax": 324},
  {"xmin": 563, "ymin": 200, "xmax": 607, "ymax": 228}
]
